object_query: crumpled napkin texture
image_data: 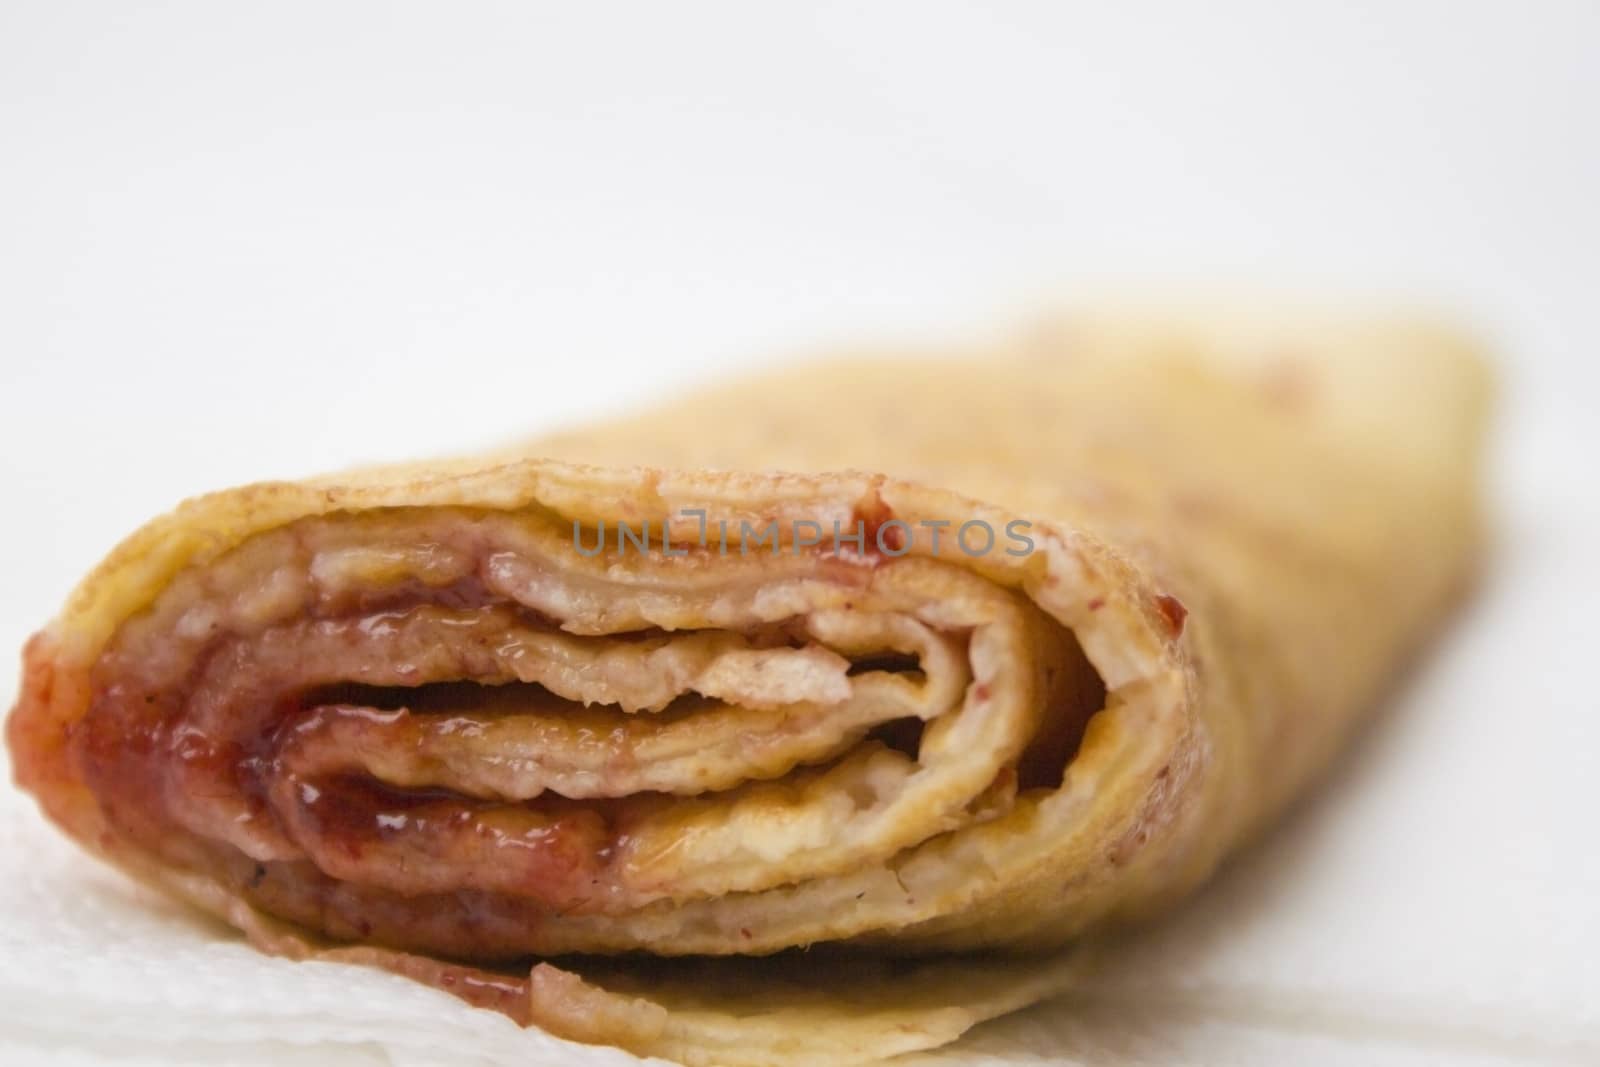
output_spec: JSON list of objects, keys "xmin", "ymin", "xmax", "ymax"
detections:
[{"xmin": 1, "ymin": 472, "xmax": 1593, "ymax": 1067}]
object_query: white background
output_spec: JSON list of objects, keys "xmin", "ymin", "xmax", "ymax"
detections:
[{"xmin": 1, "ymin": 2, "xmax": 1596, "ymax": 1065}]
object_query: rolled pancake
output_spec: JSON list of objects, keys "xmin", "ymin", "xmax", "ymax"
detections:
[{"xmin": 6, "ymin": 307, "xmax": 1490, "ymax": 1065}]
